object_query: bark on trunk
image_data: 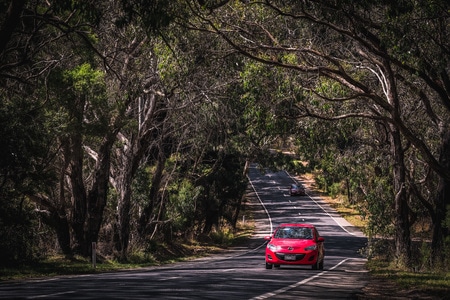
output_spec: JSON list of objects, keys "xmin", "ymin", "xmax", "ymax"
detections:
[
  {"xmin": 82, "ymin": 134, "xmax": 115, "ymax": 256},
  {"xmin": 389, "ymin": 124, "xmax": 412, "ymax": 268},
  {"xmin": 68, "ymin": 134, "xmax": 87, "ymax": 254},
  {"xmin": 115, "ymin": 166, "xmax": 133, "ymax": 260},
  {"xmin": 137, "ymin": 151, "xmax": 166, "ymax": 236}
]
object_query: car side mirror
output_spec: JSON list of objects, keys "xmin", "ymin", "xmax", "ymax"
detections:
[
  {"xmin": 317, "ymin": 237, "xmax": 325, "ymax": 242},
  {"xmin": 264, "ymin": 236, "xmax": 272, "ymax": 241}
]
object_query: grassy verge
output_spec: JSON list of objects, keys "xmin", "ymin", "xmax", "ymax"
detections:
[
  {"xmin": 361, "ymin": 259, "xmax": 450, "ymax": 299},
  {"xmin": 326, "ymin": 199, "xmax": 450, "ymax": 297},
  {"xmin": 1, "ymin": 256, "xmax": 134, "ymax": 280},
  {"xmin": 0, "ymin": 220, "xmax": 255, "ymax": 282}
]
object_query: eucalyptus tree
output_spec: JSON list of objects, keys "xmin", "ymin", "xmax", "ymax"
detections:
[
  {"xmin": 59, "ymin": 0, "xmax": 253, "ymax": 258},
  {"xmin": 0, "ymin": 0, "xmax": 179, "ymax": 258},
  {"xmin": 93, "ymin": 2, "xmax": 174, "ymax": 259},
  {"xmin": 188, "ymin": 0, "xmax": 449, "ymax": 267},
  {"xmin": 0, "ymin": 0, "xmax": 108, "ymax": 256},
  {"xmin": 139, "ymin": 16, "xmax": 250, "ymax": 238},
  {"xmin": 70, "ymin": 0, "xmax": 254, "ymax": 259}
]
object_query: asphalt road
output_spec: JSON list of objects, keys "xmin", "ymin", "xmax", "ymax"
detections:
[{"xmin": 0, "ymin": 165, "xmax": 369, "ymax": 299}]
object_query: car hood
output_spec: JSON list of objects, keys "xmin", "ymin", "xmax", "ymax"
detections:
[{"xmin": 270, "ymin": 238, "xmax": 315, "ymax": 249}]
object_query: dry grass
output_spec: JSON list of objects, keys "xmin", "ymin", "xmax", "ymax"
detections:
[{"xmin": 298, "ymin": 172, "xmax": 367, "ymax": 230}]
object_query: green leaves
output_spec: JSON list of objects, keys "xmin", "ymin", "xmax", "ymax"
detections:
[{"xmin": 63, "ymin": 63, "xmax": 104, "ymax": 94}]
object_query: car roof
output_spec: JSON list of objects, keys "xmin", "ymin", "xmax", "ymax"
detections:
[{"xmin": 277, "ymin": 223, "xmax": 315, "ymax": 228}]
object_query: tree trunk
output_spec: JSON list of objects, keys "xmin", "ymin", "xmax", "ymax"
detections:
[
  {"xmin": 29, "ymin": 194, "xmax": 72, "ymax": 256},
  {"xmin": 82, "ymin": 133, "xmax": 116, "ymax": 257},
  {"xmin": 203, "ymin": 192, "xmax": 219, "ymax": 234},
  {"xmin": 389, "ymin": 123, "xmax": 412, "ymax": 268},
  {"xmin": 67, "ymin": 135, "xmax": 88, "ymax": 254},
  {"xmin": 53, "ymin": 212, "xmax": 72, "ymax": 256},
  {"xmin": 231, "ymin": 196, "xmax": 242, "ymax": 231},
  {"xmin": 138, "ymin": 150, "xmax": 166, "ymax": 236},
  {"xmin": 431, "ymin": 129, "xmax": 450, "ymax": 265},
  {"xmin": 115, "ymin": 164, "xmax": 133, "ymax": 260}
]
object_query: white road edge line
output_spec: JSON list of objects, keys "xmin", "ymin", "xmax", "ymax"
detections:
[
  {"xmin": 28, "ymin": 291, "xmax": 76, "ymax": 299},
  {"xmin": 284, "ymin": 171, "xmax": 357, "ymax": 236},
  {"xmin": 249, "ymin": 258, "xmax": 351, "ymax": 300},
  {"xmin": 309, "ymin": 195, "xmax": 356, "ymax": 236},
  {"xmin": 247, "ymin": 174, "xmax": 273, "ymax": 235}
]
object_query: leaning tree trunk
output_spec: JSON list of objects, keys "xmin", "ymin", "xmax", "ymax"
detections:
[
  {"xmin": 27, "ymin": 194, "xmax": 72, "ymax": 256},
  {"xmin": 137, "ymin": 149, "xmax": 166, "ymax": 237}
]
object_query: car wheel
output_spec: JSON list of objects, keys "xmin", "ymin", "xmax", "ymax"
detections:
[{"xmin": 266, "ymin": 262, "xmax": 273, "ymax": 269}]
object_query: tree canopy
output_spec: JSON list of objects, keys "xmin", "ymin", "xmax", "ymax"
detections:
[{"xmin": 0, "ymin": 0, "xmax": 449, "ymax": 270}]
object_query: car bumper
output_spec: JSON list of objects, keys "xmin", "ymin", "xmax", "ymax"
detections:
[{"xmin": 265, "ymin": 250, "xmax": 319, "ymax": 265}]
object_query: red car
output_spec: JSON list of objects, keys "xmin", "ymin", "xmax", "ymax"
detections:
[
  {"xmin": 289, "ymin": 184, "xmax": 306, "ymax": 196},
  {"xmin": 265, "ymin": 223, "xmax": 325, "ymax": 270}
]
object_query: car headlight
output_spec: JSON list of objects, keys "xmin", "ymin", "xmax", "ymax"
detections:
[
  {"xmin": 305, "ymin": 245, "xmax": 317, "ymax": 251},
  {"xmin": 267, "ymin": 243, "xmax": 279, "ymax": 251}
]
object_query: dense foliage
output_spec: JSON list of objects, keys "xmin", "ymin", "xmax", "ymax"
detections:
[{"xmin": 0, "ymin": 0, "xmax": 449, "ymax": 272}]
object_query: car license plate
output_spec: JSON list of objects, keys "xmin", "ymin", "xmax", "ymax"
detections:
[{"xmin": 284, "ymin": 254, "xmax": 296, "ymax": 260}]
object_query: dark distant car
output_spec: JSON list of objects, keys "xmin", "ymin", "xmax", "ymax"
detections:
[
  {"xmin": 289, "ymin": 184, "xmax": 306, "ymax": 196},
  {"xmin": 265, "ymin": 223, "xmax": 325, "ymax": 270}
]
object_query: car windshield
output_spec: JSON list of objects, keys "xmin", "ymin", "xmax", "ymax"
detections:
[{"xmin": 274, "ymin": 227, "xmax": 313, "ymax": 239}]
